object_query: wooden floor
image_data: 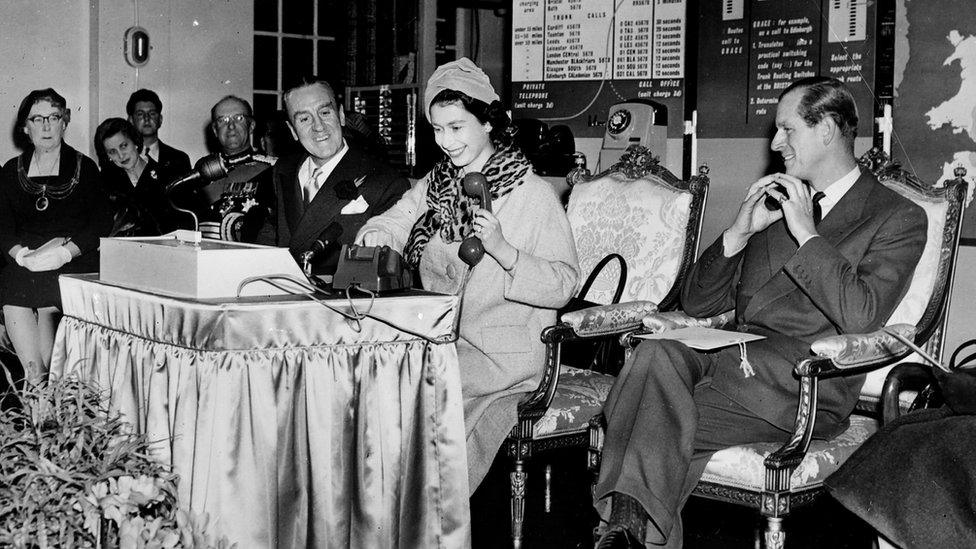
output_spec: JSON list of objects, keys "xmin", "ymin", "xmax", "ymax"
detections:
[{"xmin": 471, "ymin": 447, "xmax": 876, "ymax": 549}]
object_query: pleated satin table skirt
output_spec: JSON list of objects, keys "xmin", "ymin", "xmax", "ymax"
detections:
[{"xmin": 50, "ymin": 274, "xmax": 471, "ymax": 548}]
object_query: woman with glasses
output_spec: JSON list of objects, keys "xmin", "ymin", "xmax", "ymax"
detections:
[
  {"xmin": 0, "ymin": 88, "xmax": 111, "ymax": 383},
  {"xmin": 95, "ymin": 117, "xmax": 185, "ymax": 236}
]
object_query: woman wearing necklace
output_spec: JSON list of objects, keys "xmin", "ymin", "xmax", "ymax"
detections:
[
  {"xmin": 0, "ymin": 88, "xmax": 112, "ymax": 383},
  {"xmin": 357, "ymin": 58, "xmax": 579, "ymax": 492},
  {"xmin": 95, "ymin": 117, "xmax": 184, "ymax": 236}
]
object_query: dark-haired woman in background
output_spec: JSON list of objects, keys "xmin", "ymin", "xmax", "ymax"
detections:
[
  {"xmin": 357, "ymin": 58, "xmax": 579, "ymax": 491},
  {"xmin": 0, "ymin": 88, "xmax": 111, "ymax": 382},
  {"xmin": 95, "ymin": 117, "xmax": 184, "ymax": 236}
]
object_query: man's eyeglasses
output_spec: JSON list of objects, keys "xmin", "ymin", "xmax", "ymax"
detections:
[
  {"xmin": 214, "ymin": 114, "xmax": 250, "ymax": 128},
  {"xmin": 27, "ymin": 114, "xmax": 64, "ymax": 125}
]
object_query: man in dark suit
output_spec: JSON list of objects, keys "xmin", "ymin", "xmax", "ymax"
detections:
[
  {"xmin": 594, "ymin": 77, "xmax": 928, "ymax": 548},
  {"xmin": 257, "ymin": 77, "xmax": 410, "ymax": 276},
  {"xmin": 126, "ymin": 89, "xmax": 191, "ymax": 176}
]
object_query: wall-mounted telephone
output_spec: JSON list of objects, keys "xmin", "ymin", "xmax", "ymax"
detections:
[
  {"xmin": 332, "ymin": 244, "xmax": 413, "ymax": 292},
  {"xmin": 458, "ymin": 172, "xmax": 492, "ymax": 266},
  {"xmin": 512, "ymin": 118, "xmax": 577, "ymax": 176},
  {"xmin": 597, "ymin": 100, "xmax": 668, "ymax": 172}
]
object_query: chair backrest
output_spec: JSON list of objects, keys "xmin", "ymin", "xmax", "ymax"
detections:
[
  {"xmin": 565, "ymin": 145, "xmax": 709, "ymax": 309},
  {"xmin": 858, "ymin": 148, "xmax": 968, "ymax": 401}
]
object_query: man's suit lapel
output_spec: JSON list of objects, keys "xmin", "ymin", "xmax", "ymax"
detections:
[
  {"xmin": 279, "ymin": 154, "xmax": 305, "ymax": 239},
  {"xmin": 744, "ymin": 170, "xmax": 874, "ymax": 320},
  {"xmin": 290, "ymin": 148, "xmax": 363, "ymax": 251},
  {"xmin": 811, "ymin": 170, "xmax": 872, "ymax": 245}
]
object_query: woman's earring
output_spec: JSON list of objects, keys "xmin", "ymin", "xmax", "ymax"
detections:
[{"xmin": 484, "ymin": 123, "xmax": 492, "ymax": 134}]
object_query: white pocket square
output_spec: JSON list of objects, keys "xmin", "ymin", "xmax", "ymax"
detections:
[{"xmin": 341, "ymin": 195, "xmax": 370, "ymax": 215}]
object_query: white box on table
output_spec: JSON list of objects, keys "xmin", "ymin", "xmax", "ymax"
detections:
[{"xmin": 99, "ymin": 232, "xmax": 308, "ymax": 298}]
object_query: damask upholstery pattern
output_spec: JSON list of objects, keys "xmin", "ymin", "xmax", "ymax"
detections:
[
  {"xmin": 700, "ymin": 414, "xmax": 878, "ymax": 491},
  {"xmin": 641, "ymin": 310, "xmax": 735, "ymax": 333},
  {"xmin": 810, "ymin": 324, "xmax": 916, "ymax": 369},
  {"xmin": 567, "ymin": 173, "xmax": 693, "ymax": 305},
  {"xmin": 861, "ymin": 182, "xmax": 949, "ymax": 398},
  {"xmin": 560, "ymin": 300, "xmax": 658, "ymax": 336},
  {"xmin": 533, "ymin": 366, "xmax": 615, "ymax": 438}
]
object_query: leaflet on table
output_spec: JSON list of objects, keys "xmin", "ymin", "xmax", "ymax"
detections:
[{"xmin": 634, "ymin": 327, "xmax": 765, "ymax": 350}]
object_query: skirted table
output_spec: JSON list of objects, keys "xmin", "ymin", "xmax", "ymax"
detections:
[{"xmin": 50, "ymin": 274, "xmax": 471, "ymax": 548}]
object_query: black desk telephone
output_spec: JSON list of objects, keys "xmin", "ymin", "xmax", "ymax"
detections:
[
  {"xmin": 332, "ymin": 244, "xmax": 413, "ymax": 292},
  {"xmin": 331, "ymin": 172, "xmax": 490, "ymax": 293}
]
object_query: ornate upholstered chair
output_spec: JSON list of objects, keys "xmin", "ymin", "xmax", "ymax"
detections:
[
  {"xmin": 590, "ymin": 151, "xmax": 968, "ymax": 548},
  {"xmin": 503, "ymin": 145, "xmax": 710, "ymax": 547}
]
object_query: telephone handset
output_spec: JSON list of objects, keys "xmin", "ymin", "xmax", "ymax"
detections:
[
  {"xmin": 763, "ymin": 183, "xmax": 789, "ymax": 211},
  {"xmin": 458, "ymin": 172, "xmax": 492, "ymax": 266}
]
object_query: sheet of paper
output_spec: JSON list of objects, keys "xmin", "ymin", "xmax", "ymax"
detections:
[
  {"xmin": 32, "ymin": 236, "xmax": 69, "ymax": 254},
  {"xmin": 634, "ymin": 327, "xmax": 765, "ymax": 350}
]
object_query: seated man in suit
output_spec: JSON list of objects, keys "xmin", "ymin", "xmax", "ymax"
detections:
[
  {"xmin": 257, "ymin": 76, "xmax": 410, "ymax": 276},
  {"xmin": 594, "ymin": 76, "xmax": 928, "ymax": 548},
  {"xmin": 126, "ymin": 89, "xmax": 191, "ymax": 175}
]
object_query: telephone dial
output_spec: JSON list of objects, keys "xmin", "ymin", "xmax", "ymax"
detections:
[{"xmin": 597, "ymin": 100, "xmax": 668, "ymax": 171}]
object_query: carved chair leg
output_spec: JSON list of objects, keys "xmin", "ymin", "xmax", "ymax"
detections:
[
  {"xmin": 511, "ymin": 459, "xmax": 527, "ymax": 549},
  {"xmin": 764, "ymin": 516, "xmax": 785, "ymax": 549}
]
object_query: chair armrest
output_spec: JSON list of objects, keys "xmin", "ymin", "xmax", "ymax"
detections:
[
  {"xmin": 881, "ymin": 363, "xmax": 933, "ymax": 426},
  {"xmin": 520, "ymin": 304, "xmax": 657, "ymax": 420},
  {"xmin": 766, "ymin": 324, "xmax": 917, "ymax": 475},
  {"xmin": 763, "ymin": 364, "xmax": 820, "ymax": 472},
  {"xmin": 640, "ymin": 310, "xmax": 734, "ymax": 333},
  {"xmin": 797, "ymin": 324, "xmax": 916, "ymax": 376},
  {"xmin": 517, "ymin": 324, "xmax": 577, "ymax": 420},
  {"xmin": 560, "ymin": 301, "xmax": 658, "ymax": 337}
]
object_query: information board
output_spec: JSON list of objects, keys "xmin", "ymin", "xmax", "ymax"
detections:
[
  {"xmin": 697, "ymin": 0, "xmax": 879, "ymax": 138},
  {"xmin": 511, "ymin": 0, "xmax": 688, "ymax": 138}
]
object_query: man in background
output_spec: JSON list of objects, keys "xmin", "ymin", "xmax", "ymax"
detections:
[
  {"xmin": 258, "ymin": 76, "xmax": 410, "ymax": 276},
  {"xmin": 186, "ymin": 95, "xmax": 275, "ymax": 242},
  {"xmin": 126, "ymin": 89, "xmax": 191, "ymax": 176}
]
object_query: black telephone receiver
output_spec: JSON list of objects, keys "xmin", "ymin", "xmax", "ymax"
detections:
[
  {"xmin": 458, "ymin": 172, "xmax": 492, "ymax": 266},
  {"xmin": 763, "ymin": 182, "xmax": 789, "ymax": 211}
]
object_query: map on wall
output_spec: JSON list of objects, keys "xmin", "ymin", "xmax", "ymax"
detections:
[
  {"xmin": 892, "ymin": 0, "xmax": 976, "ymax": 240},
  {"xmin": 510, "ymin": 0, "xmax": 688, "ymax": 138},
  {"xmin": 697, "ymin": 0, "xmax": 880, "ymax": 139}
]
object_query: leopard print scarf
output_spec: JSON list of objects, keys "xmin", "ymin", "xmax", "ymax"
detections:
[{"xmin": 403, "ymin": 142, "xmax": 532, "ymax": 267}]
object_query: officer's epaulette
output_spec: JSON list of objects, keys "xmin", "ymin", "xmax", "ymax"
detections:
[{"xmin": 252, "ymin": 153, "xmax": 277, "ymax": 166}]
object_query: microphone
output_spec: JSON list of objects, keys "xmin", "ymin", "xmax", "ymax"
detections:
[
  {"xmin": 300, "ymin": 222, "xmax": 344, "ymax": 275},
  {"xmin": 165, "ymin": 151, "xmax": 255, "ymax": 194}
]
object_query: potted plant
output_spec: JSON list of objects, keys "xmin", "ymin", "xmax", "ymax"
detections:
[{"xmin": 0, "ymin": 370, "xmax": 233, "ymax": 548}]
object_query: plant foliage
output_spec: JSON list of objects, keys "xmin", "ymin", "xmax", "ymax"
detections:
[{"xmin": 0, "ymin": 371, "xmax": 234, "ymax": 548}]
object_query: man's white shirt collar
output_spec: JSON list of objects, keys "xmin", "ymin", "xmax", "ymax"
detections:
[
  {"xmin": 300, "ymin": 139, "xmax": 349, "ymax": 190},
  {"xmin": 141, "ymin": 141, "xmax": 160, "ymax": 162},
  {"xmin": 818, "ymin": 165, "xmax": 861, "ymax": 219}
]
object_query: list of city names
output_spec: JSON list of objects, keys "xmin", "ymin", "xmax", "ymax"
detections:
[{"xmin": 512, "ymin": 0, "xmax": 687, "ymax": 82}]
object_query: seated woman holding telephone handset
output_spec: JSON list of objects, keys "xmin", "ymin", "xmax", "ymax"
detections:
[{"xmin": 356, "ymin": 58, "xmax": 579, "ymax": 491}]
